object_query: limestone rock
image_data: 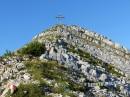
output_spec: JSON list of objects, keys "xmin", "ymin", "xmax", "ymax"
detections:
[
  {"xmin": 16, "ymin": 63, "xmax": 25, "ymax": 70},
  {"xmin": 99, "ymin": 73, "xmax": 108, "ymax": 81},
  {"xmin": 23, "ymin": 73, "xmax": 31, "ymax": 80}
]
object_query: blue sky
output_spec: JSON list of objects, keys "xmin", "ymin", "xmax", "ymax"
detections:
[{"xmin": 0, "ymin": 0, "xmax": 130, "ymax": 55}]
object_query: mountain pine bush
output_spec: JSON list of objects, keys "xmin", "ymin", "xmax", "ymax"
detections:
[{"xmin": 18, "ymin": 41, "xmax": 45, "ymax": 56}]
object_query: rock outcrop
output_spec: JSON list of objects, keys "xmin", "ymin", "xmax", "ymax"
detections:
[
  {"xmin": 33, "ymin": 24, "xmax": 130, "ymax": 77},
  {"xmin": 0, "ymin": 24, "xmax": 130, "ymax": 97}
]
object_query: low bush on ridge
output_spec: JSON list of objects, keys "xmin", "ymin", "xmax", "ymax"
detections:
[{"xmin": 18, "ymin": 41, "xmax": 45, "ymax": 57}]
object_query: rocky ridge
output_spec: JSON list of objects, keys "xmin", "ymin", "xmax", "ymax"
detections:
[
  {"xmin": 0, "ymin": 24, "xmax": 130, "ymax": 97},
  {"xmin": 33, "ymin": 24, "xmax": 130, "ymax": 77}
]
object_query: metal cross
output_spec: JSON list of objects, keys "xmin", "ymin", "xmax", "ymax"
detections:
[{"xmin": 56, "ymin": 15, "xmax": 65, "ymax": 24}]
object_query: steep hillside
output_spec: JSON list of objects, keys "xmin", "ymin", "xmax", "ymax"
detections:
[{"xmin": 0, "ymin": 24, "xmax": 130, "ymax": 97}]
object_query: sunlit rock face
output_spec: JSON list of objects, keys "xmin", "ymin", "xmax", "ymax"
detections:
[
  {"xmin": 33, "ymin": 24, "xmax": 130, "ymax": 77},
  {"xmin": 31, "ymin": 24, "xmax": 130, "ymax": 97},
  {"xmin": 1, "ymin": 24, "xmax": 130, "ymax": 97}
]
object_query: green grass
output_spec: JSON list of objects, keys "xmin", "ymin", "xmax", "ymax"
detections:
[
  {"xmin": 24, "ymin": 60, "xmax": 67, "ymax": 81},
  {"xmin": 8, "ymin": 59, "xmax": 73, "ymax": 97},
  {"xmin": 8, "ymin": 83, "xmax": 49, "ymax": 97},
  {"xmin": 17, "ymin": 59, "xmax": 87, "ymax": 96}
]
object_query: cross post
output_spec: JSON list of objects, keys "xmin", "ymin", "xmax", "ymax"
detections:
[{"xmin": 56, "ymin": 15, "xmax": 65, "ymax": 24}]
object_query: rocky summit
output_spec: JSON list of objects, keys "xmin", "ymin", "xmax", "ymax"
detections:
[{"xmin": 0, "ymin": 24, "xmax": 130, "ymax": 97}]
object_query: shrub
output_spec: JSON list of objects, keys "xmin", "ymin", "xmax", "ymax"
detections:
[
  {"xmin": 19, "ymin": 41, "xmax": 45, "ymax": 56},
  {"xmin": 3, "ymin": 50, "xmax": 14, "ymax": 57}
]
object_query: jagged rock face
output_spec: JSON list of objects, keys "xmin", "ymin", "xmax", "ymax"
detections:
[
  {"xmin": 32, "ymin": 24, "xmax": 130, "ymax": 96},
  {"xmin": 33, "ymin": 24, "xmax": 130, "ymax": 77},
  {"xmin": 1, "ymin": 24, "xmax": 130, "ymax": 97}
]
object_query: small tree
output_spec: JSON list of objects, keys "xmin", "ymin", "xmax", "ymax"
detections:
[{"xmin": 19, "ymin": 41, "xmax": 45, "ymax": 56}]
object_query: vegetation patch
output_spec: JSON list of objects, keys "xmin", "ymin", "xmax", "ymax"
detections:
[
  {"xmin": 7, "ymin": 83, "xmax": 50, "ymax": 97},
  {"xmin": 20, "ymin": 59, "xmax": 88, "ymax": 96},
  {"xmin": 3, "ymin": 50, "xmax": 14, "ymax": 58},
  {"xmin": 18, "ymin": 41, "xmax": 45, "ymax": 57}
]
